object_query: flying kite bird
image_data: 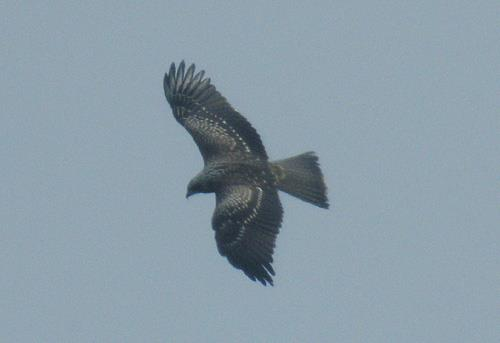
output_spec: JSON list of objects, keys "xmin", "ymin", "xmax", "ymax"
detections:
[{"xmin": 164, "ymin": 61, "xmax": 329, "ymax": 285}]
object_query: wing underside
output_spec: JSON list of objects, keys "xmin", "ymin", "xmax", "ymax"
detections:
[
  {"xmin": 164, "ymin": 61, "xmax": 268, "ymax": 164},
  {"xmin": 212, "ymin": 185, "xmax": 283, "ymax": 286}
]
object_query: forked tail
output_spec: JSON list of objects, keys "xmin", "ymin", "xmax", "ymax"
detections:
[{"xmin": 270, "ymin": 152, "xmax": 329, "ymax": 209}]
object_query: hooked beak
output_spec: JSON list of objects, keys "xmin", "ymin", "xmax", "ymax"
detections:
[{"xmin": 186, "ymin": 189, "xmax": 194, "ymax": 198}]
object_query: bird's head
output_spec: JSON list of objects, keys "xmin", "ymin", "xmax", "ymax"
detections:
[
  {"xmin": 186, "ymin": 167, "xmax": 226, "ymax": 198},
  {"xmin": 185, "ymin": 180, "xmax": 200, "ymax": 198},
  {"xmin": 186, "ymin": 172, "xmax": 216, "ymax": 198}
]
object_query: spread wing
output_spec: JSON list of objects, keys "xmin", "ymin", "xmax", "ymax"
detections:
[
  {"xmin": 164, "ymin": 61, "xmax": 268, "ymax": 164},
  {"xmin": 212, "ymin": 185, "xmax": 283, "ymax": 286}
]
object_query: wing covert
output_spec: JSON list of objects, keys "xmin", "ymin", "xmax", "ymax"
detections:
[
  {"xmin": 164, "ymin": 61, "xmax": 268, "ymax": 163},
  {"xmin": 212, "ymin": 185, "xmax": 283, "ymax": 286}
]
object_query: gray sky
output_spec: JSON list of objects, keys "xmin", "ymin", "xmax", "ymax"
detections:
[{"xmin": 1, "ymin": 1, "xmax": 498, "ymax": 342}]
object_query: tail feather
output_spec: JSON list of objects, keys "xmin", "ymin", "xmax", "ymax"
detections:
[{"xmin": 270, "ymin": 152, "xmax": 329, "ymax": 209}]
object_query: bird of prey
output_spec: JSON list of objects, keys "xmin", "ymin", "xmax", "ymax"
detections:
[{"xmin": 163, "ymin": 61, "xmax": 328, "ymax": 286}]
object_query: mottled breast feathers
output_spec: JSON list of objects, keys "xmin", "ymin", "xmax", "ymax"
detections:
[{"xmin": 163, "ymin": 61, "xmax": 268, "ymax": 164}]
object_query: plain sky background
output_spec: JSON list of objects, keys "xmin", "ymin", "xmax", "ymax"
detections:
[{"xmin": 1, "ymin": 1, "xmax": 498, "ymax": 342}]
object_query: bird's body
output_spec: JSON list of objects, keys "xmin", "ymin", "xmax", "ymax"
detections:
[{"xmin": 164, "ymin": 62, "xmax": 328, "ymax": 285}]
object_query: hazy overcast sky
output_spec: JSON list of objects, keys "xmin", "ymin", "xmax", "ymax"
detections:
[{"xmin": 1, "ymin": 1, "xmax": 498, "ymax": 342}]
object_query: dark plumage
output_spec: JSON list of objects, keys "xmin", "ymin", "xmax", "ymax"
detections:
[{"xmin": 164, "ymin": 61, "xmax": 329, "ymax": 285}]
